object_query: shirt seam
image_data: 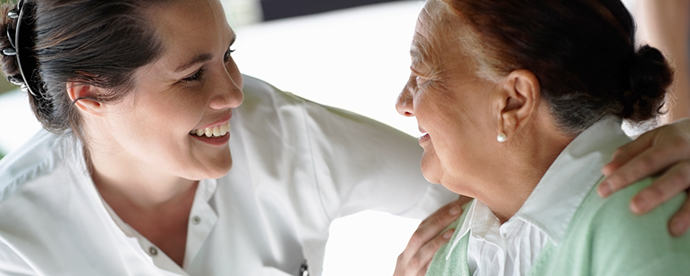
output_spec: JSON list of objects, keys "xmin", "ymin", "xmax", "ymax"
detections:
[{"xmin": 298, "ymin": 99, "xmax": 333, "ymax": 223}]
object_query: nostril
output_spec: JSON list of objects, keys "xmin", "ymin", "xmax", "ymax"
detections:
[{"xmin": 395, "ymin": 96, "xmax": 414, "ymax": 117}]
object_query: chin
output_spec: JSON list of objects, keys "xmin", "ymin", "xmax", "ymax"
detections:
[
  {"xmin": 185, "ymin": 163, "xmax": 232, "ymax": 181},
  {"xmin": 205, "ymin": 155, "xmax": 234, "ymax": 179},
  {"xmin": 420, "ymin": 154, "xmax": 442, "ymax": 184},
  {"xmin": 185, "ymin": 151, "xmax": 234, "ymax": 180}
]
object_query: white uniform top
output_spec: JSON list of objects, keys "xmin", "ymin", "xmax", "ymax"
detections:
[{"xmin": 0, "ymin": 75, "xmax": 457, "ymax": 276}]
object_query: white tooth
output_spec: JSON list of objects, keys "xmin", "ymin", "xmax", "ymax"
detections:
[
  {"xmin": 196, "ymin": 129, "xmax": 204, "ymax": 136},
  {"xmin": 220, "ymin": 123, "xmax": 227, "ymax": 135},
  {"xmin": 212, "ymin": 126, "xmax": 221, "ymax": 137},
  {"xmin": 205, "ymin": 128, "xmax": 212, "ymax": 137}
]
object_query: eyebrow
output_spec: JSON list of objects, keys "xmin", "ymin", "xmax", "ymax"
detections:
[
  {"xmin": 410, "ymin": 47, "xmax": 427, "ymax": 68},
  {"xmin": 175, "ymin": 53, "xmax": 213, "ymax": 73},
  {"xmin": 174, "ymin": 34, "xmax": 237, "ymax": 73}
]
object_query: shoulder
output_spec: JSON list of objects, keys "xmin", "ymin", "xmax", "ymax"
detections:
[
  {"xmin": 240, "ymin": 74, "xmax": 402, "ymax": 134},
  {"xmin": 0, "ymin": 130, "xmax": 76, "ymax": 204},
  {"xmin": 239, "ymin": 74, "xmax": 306, "ymax": 112},
  {"xmin": 0, "ymin": 132, "xmax": 126, "ymax": 275},
  {"xmin": 579, "ymin": 178, "xmax": 684, "ymax": 236},
  {"xmin": 590, "ymin": 178, "xmax": 690, "ymax": 253},
  {"xmin": 559, "ymin": 178, "xmax": 690, "ymax": 274},
  {"xmin": 0, "ymin": 241, "xmax": 35, "ymax": 275}
]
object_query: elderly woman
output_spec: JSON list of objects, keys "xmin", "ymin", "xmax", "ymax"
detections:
[{"xmin": 395, "ymin": 0, "xmax": 690, "ymax": 275}]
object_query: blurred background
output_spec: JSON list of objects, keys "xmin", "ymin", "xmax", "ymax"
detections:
[{"xmin": 0, "ymin": 0, "xmax": 679, "ymax": 275}]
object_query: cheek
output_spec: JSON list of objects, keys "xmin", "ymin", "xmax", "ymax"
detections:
[
  {"xmin": 419, "ymin": 108, "xmax": 484, "ymax": 184},
  {"xmin": 142, "ymin": 100, "xmax": 196, "ymax": 131},
  {"xmin": 113, "ymin": 92, "xmax": 206, "ymax": 145}
]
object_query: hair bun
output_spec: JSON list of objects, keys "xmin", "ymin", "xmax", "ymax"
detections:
[{"xmin": 620, "ymin": 45, "xmax": 673, "ymax": 122}]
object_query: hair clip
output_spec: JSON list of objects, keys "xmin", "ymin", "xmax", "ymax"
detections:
[
  {"xmin": 7, "ymin": 9, "xmax": 18, "ymax": 19},
  {"xmin": 6, "ymin": 0, "xmax": 41, "ymax": 98},
  {"xmin": 2, "ymin": 48, "xmax": 16, "ymax": 56}
]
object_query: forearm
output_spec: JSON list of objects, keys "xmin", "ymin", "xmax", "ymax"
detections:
[{"xmin": 637, "ymin": 0, "xmax": 690, "ymax": 123}]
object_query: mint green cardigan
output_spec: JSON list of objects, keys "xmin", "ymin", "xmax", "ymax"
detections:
[{"xmin": 427, "ymin": 179, "xmax": 690, "ymax": 276}]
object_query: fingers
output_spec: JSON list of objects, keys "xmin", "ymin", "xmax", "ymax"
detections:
[
  {"xmin": 410, "ymin": 228, "xmax": 455, "ymax": 276},
  {"xmin": 601, "ymin": 131, "xmax": 654, "ymax": 177},
  {"xmin": 629, "ymin": 162, "xmax": 690, "ymax": 214},
  {"xmin": 457, "ymin": 195, "xmax": 473, "ymax": 206},
  {"xmin": 409, "ymin": 200, "xmax": 463, "ymax": 250},
  {"xmin": 393, "ymin": 200, "xmax": 464, "ymax": 276},
  {"xmin": 599, "ymin": 136, "xmax": 687, "ymax": 198},
  {"xmin": 398, "ymin": 228, "xmax": 455, "ymax": 276},
  {"xmin": 669, "ymin": 194, "xmax": 690, "ymax": 237}
]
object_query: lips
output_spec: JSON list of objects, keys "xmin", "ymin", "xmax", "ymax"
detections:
[
  {"xmin": 418, "ymin": 126, "xmax": 430, "ymax": 143},
  {"xmin": 189, "ymin": 120, "xmax": 231, "ymax": 146},
  {"xmin": 419, "ymin": 133, "xmax": 430, "ymax": 143}
]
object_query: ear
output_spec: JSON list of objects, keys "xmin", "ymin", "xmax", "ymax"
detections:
[
  {"xmin": 66, "ymin": 81, "xmax": 104, "ymax": 117},
  {"xmin": 494, "ymin": 70, "xmax": 541, "ymax": 140}
]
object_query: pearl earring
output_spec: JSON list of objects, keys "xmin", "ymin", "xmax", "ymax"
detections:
[{"xmin": 497, "ymin": 133, "xmax": 507, "ymax": 143}]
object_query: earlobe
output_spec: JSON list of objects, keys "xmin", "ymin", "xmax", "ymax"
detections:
[
  {"xmin": 66, "ymin": 81, "xmax": 103, "ymax": 117},
  {"xmin": 496, "ymin": 70, "xmax": 541, "ymax": 140}
]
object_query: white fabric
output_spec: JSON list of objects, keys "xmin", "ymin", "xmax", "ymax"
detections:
[
  {"xmin": 0, "ymin": 75, "xmax": 457, "ymax": 276},
  {"xmin": 448, "ymin": 117, "xmax": 631, "ymax": 276}
]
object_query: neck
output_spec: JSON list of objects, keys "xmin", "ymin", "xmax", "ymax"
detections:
[
  {"xmin": 476, "ymin": 149, "xmax": 559, "ymax": 223},
  {"xmin": 453, "ymin": 117, "xmax": 574, "ymax": 224},
  {"xmin": 87, "ymin": 146, "xmax": 197, "ymax": 210}
]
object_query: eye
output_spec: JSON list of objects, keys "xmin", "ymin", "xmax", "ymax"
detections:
[
  {"xmin": 224, "ymin": 47, "xmax": 236, "ymax": 62},
  {"xmin": 415, "ymin": 76, "xmax": 429, "ymax": 87},
  {"xmin": 182, "ymin": 68, "xmax": 206, "ymax": 83}
]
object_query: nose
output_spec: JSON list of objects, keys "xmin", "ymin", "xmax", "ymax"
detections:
[
  {"xmin": 209, "ymin": 59, "xmax": 244, "ymax": 110},
  {"xmin": 396, "ymin": 75, "xmax": 416, "ymax": 117}
]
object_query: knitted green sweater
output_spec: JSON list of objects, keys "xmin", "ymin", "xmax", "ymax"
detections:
[{"xmin": 427, "ymin": 179, "xmax": 690, "ymax": 276}]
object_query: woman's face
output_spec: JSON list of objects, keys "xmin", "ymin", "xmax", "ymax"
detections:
[
  {"xmin": 396, "ymin": 0, "xmax": 500, "ymax": 191},
  {"xmin": 95, "ymin": 0, "xmax": 243, "ymax": 181}
]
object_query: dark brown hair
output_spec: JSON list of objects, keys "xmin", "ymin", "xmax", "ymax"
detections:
[
  {"xmin": 442, "ymin": 0, "xmax": 673, "ymax": 134},
  {"xmin": 0, "ymin": 0, "xmax": 171, "ymax": 139}
]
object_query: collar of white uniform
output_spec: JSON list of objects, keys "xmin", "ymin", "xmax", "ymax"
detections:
[{"xmin": 448, "ymin": 116, "xmax": 631, "ymax": 258}]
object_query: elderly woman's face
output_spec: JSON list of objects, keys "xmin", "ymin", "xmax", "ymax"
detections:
[
  {"xmin": 95, "ymin": 0, "xmax": 243, "ymax": 180},
  {"xmin": 396, "ymin": 0, "xmax": 500, "ymax": 191}
]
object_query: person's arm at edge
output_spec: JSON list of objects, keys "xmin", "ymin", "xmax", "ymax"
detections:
[{"xmin": 636, "ymin": 0, "xmax": 690, "ymax": 123}]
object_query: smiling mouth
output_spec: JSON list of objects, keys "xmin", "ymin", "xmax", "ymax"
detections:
[
  {"xmin": 419, "ymin": 132, "xmax": 430, "ymax": 143},
  {"xmin": 190, "ymin": 121, "xmax": 231, "ymax": 138}
]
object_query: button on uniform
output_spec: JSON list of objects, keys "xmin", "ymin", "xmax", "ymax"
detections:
[
  {"xmin": 192, "ymin": 216, "xmax": 201, "ymax": 225},
  {"xmin": 148, "ymin": 246, "xmax": 158, "ymax": 256}
]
